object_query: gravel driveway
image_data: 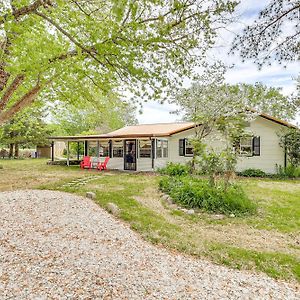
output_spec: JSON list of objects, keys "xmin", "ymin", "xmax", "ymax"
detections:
[{"xmin": 0, "ymin": 190, "xmax": 299, "ymax": 299}]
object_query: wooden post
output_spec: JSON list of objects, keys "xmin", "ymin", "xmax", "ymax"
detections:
[
  {"xmin": 51, "ymin": 141, "xmax": 54, "ymax": 162},
  {"xmin": 77, "ymin": 142, "xmax": 80, "ymax": 160},
  {"xmin": 67, "ymin": 141, "xmax": 70, "ymax": 166},
  {"xmin": 97, "ymin": 141, "xmax": 100, "ymax": 157},
  {"xmin": 84, "ymin": 140, "xmax": 88, "ymax": 156}
]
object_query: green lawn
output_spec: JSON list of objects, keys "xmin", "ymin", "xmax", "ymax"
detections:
[{"xmin": 0, "ymin": 159, "xmax": 299, "ymax": 283}]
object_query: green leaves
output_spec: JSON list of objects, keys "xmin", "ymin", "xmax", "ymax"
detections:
[{"xmin": 0, "ymin": 0, "xmax": 237, "ymax": 122}]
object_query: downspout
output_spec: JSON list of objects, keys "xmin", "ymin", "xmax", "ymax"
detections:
[{"xmin": 284, "ymin": 145, "xmax": 287, "ymax": 169}]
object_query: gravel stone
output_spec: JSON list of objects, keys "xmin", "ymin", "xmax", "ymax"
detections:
[
  {"xmin": 211, "ymin": 214, "xmax": 225, "ymax": 220},
  {"xmin": 186, "ymin": 209, "xmax": 195, "ymax": 215},
  {"xmin": 86, "ymin": 191, "xmax": 96, "ymax": 199},
  {"xmin": 0, "ymin": 190, "xmax": 298, "ymax": 299},
  {"xmin": 106, "ymin": 202, "xmax": 120, "ymax": 216}
]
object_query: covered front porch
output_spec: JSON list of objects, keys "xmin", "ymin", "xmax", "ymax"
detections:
[{"xmin": 49, "ymin": 136, "xmax": 158, "ymax": 172}]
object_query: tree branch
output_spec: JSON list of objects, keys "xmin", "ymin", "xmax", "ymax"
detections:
[
  {"xmin": 259, "ymin": 4, "xmax": 300, "ymax": 36},
  {"xmin": 35, "ymin": 12, "xmax": 105, "ymax": 66},
  {"xmin": 0, "ymin": 74, "xmax": 25, "ymax": 111},
  {"xmin": 0, "ymin": 83, "xmax": 42, "ymax": 124},
  {"xmin": 0, "ymin": 0, "xmax": 53, "ymax": 25}
]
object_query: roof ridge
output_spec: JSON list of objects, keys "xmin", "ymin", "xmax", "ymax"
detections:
[{"xmin": 123, "ymin": 121, "xmax": 193, "ymax": 127}]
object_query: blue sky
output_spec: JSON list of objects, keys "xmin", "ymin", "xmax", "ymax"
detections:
[{"xmin": 137, "ymin": 1, "xmax": 299, "ymax": 124}]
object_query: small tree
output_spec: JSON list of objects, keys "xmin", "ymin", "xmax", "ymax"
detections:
[
  {"xmin": 173, "ymin": 63, "xmax": 297, "ymax": 178},
  {"xmin": 0, "ymin": 105, "xmax": 51, "ymax": 157},
  {"xmin": 280, "ymin": 128, "xmax": 300, "ymax": 167},
  {"xmin": 172, "ymin": 64, "xmax": 257, "ymax": 176}
]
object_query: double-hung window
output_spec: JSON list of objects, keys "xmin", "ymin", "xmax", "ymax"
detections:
[
  {"xmin": 139, "ymin": 140, "xmax": 151, "ymax": 158},
  {"xmin": 239, "ymin": 136, "xmax": 260, "ymax": 156},
  {"xmin": 156, "ymin": 139, "xmax": 168, "ymax": 158},
  {"xmin": 179, "ymin": 138, "xmax": 194, "ymax": 156}
]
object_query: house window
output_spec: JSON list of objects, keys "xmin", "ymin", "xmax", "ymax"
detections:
[
  {"xmin": 185, "ymin": 139, "xmax": 194, "ymax": 156},
  {"xmin": 113, "ymin": 140, "xmax": 123, "ymax": 157},
  {"xmin": 139, "ymin": 140, "xmax": 151, "ymax": 158},
  {"xmin": 239, "ymin": 136, "xmax": 260, "ymax": 157},
  {"xmin": 179, "ymin": 138, "xmax": 194, "ymax": 156},
  {"xmin": 99, "ymin": 141, "xmax": 109, "ymax": 157},
  {"xmin": 156, "ymin": 139, "xmax": 168, "ymax": 158},
  {"xmin": 253, "ymin": 136, "xmax": 260, "ymax": 156}
]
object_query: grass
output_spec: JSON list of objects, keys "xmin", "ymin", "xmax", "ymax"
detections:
[{"xmin": 0, "ymin": 158, "xmax": 299, "ymax": 283}]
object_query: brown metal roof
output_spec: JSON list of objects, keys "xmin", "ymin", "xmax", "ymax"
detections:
[
  {"xmin": 49, "ymin": 114, "xmax": 297, "ymax": 141},
  {"xmin": 100, "ymin": 122, "xmax": 195, "ymax": 138},
  {"xmin": 49, "ymin": 122, "xmax": 195, "ymax": 141}
]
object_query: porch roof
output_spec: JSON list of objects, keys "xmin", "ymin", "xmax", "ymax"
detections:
[{"xmin": 49, "ymin": 122, "xmax": 195, "ymax": 141}]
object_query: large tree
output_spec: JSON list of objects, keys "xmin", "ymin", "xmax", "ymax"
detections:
[
  {"xmin": 231, "ymin": 0, "xmax": 300, "ymax": 68},
  {"xmin": 0, "ymin": 0, "xmax": 237, "ymax": 124}
]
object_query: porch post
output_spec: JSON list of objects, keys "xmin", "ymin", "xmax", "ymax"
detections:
[
  {"xmin": 84, "ymin": 140, "xmax": 88, "ymax": 156},
  {"xmin": 151, "ymin": 138, "xmax": 155, "ymax": 169},
  {"xmin": 77, "ymin": 142, "xmax": 80, "ymax": 160},
  {"xmin": 51, "ymin": 141, "xmax": 54, "ymax": 162},
  {"xmin": 67, "ymin": 141, "xmax": 70, "ymax": 166},
  {"xmin": 97, "ymin": 141, "xmax": 100, "ymax": 157}
]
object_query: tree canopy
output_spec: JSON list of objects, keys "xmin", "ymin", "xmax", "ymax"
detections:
[
  {"xmin": 0, "ymin": 0, "xmax": 237, "ymax": 124},
  {"xmin": 50, "ymin": 95, "xmax": 137, "ymax": 136},
  {"xmin": 172, "ymin": 63, "xmax": 297, "ymax": 127},
  {"xmin": 232, "ymin": 0, "xmax": 300, "ymax": 68}
]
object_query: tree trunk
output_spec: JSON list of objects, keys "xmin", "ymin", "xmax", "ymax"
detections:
[
  {"xmin": 9, "ymin": 144, "xmax": 14, "ymax": 158},
  {"xmin": 14, "ymin": 143, "xmax": 19, "ymax": 158}
]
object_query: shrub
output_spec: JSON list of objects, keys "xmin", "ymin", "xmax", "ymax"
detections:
[
  {"xmin": 239, "ymin": 168, "xmax": 267, "ymax": 177},
  {"xmin": 158, "ymin": 162, "xmax": 190, "ymax": 176},
  {"xmin": 276, "ymin": 164, "xmax": 300, "ymax": 178},
  {"xmin": 159, "ymin": 176, "xmax": 256, "ymax": 216}
]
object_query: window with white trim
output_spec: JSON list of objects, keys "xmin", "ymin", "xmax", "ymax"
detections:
[
  {"xmin": 139, "ymin": 140, "xmax": 151, "ymax": 158},
  {"xmin": 185, "ymin": 139, "xmax": 194, "ymax": 156},
  {"xmin": 179, "ymin": 138, "xmax": 194, "ymax": 156},
  {"xmin": 239, "ymin": 136, "xmax": 253, "ymax": 156},
  {"xmin": 239, "ymin": 136, "xmax": 260, "ymax": 157},
  {"xmin": 156, "ymin": 139, "xmax": 168, "ymax": 158},
  {"xmin": 113, "ymin": 140, "xmax": 123, "ymax": 157}
]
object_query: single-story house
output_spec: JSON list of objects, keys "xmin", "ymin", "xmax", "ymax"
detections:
[{"xmin": 49, "ymin": 112, "xmax": 297, "ymax": 174}]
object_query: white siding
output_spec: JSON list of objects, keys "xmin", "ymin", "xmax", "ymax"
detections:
[
  {"xmin": 168, "ymin": 117, "xmax": 285, "ymax": 174},
  {"xmin": 236, "ymin": 117, "xmax": 285, "ymax": 174},
  {"xmin": 97, "ymin": 117, "xmax": 286, "ymax": 174},
  {"xmin": 137, "ymin": 158, "xmax": 152, "ymax": 171},
  {"xmin": 107, "ymin": 157, "xmax": 123, "ymax": 170}
]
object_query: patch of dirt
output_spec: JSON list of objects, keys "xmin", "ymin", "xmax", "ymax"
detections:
[{"xmin": 134, "ymin": 187, "xmax": 300, "ymax": 257}]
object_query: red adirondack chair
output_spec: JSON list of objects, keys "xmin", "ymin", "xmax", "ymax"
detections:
[
  {"xmin": 80, "ymin": 156, "xmax": 92, "ymax": 169},
  {"xmin": 97, "ymin": 157, "xmax": 110, "ymax": 171}
]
